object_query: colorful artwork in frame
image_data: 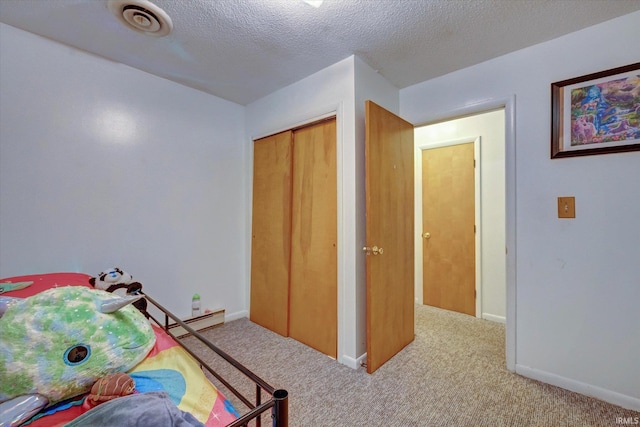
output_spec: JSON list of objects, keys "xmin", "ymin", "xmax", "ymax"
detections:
[{"xmin": 551, "ymin": 62, "xmax": 640, "ymax": 158}]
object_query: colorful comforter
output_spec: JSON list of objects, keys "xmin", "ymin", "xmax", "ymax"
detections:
[{"xmin": 0, "ymin": 272, "xmax": 238, "ymax": 427}]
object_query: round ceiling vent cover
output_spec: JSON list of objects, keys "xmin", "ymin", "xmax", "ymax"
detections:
[{"xmin": 108, "ymin": 0, "xmax": 173, "ymax": 37}]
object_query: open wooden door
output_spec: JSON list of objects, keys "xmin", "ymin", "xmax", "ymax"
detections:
[{"xmin": 365, "ymin": 100, "xmax": 415, "ymax": 373}]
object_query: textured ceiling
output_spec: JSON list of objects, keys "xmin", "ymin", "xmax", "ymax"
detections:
[{"xmin": 1, "ymin": 0, "xmax": 639, "ymax": 105}]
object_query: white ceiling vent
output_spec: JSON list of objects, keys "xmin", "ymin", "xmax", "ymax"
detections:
[{"xmin": 108, "ymin": 0, "xmax": 173, "ymax": 37}]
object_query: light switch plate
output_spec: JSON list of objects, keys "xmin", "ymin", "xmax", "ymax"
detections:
[{"xmin": 558, "ymin": 197, "xmax": 575, "ymax": 218}]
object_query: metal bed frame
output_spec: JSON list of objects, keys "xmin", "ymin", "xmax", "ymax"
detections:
[{"xmin": 142, "ymin": 292, "xmax": 288, "ymax": 427}]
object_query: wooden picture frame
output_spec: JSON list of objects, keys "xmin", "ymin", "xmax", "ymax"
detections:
[{"xmin": 551, "ymin": 62, "xmax": 640, "ymax": 158}]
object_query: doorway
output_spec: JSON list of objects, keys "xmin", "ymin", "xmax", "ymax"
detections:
[
  {"xmin": 363, "ymin": 103, "xmax": 507, "ymax": 373},
  {"xmin": 414, "ymin": 109, "xmax": 506, "ymax": 323}
]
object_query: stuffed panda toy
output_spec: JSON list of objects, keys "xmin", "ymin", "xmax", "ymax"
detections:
[{"xmin": 89, "ymin": 268, "xmax": 149, "ymax": 318}]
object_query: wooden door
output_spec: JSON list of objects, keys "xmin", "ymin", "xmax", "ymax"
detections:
[
  {"xmin": 365, "ymin": 101, "xmax": 415, "ymax": 374},
  {"xmin": 289, "ymin": 119, "xmax": 338, "ymax": 358},
  {"xmin": 250, "ymin": 131, "xmax": 293, "ymax": 336},
  {"xmin": 422, "ymin": 143, "xmax": 475, "ymax": 316}
]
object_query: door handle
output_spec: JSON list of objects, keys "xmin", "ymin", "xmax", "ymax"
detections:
[
  {"xmin": 423, "ymin": 232, "xmax": 431, "ymax": 239},
  {"xmin": 363, "ymin": 246, "xmax": 384, "ymax": 255}
]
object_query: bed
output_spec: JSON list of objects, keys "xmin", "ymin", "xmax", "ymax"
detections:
[{"xmin": 0, "ymin": 272, "xmax": 288, "ymax": 427}]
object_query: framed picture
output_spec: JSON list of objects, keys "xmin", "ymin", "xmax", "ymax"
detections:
[{"xmin": 551, "ymin": 62, "xmax": 640, "ymax": 158}]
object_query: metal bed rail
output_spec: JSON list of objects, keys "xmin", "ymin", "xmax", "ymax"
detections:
[{"xmin": 141, "ymin": 292, "xmax": 288, "ymax": 427}]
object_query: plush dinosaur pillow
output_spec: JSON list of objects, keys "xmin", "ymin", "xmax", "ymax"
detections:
[{"xmin": 0, "ymin": 286, "xmax": 156, "ymax": 417}]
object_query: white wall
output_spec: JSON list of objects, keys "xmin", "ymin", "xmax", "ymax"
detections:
[
  {"xmin": 415, "ymin": 110, "xmax": 506, "ymax": 322},
  {"xmin": 400, "ymin": 12, "xmax": 640, "ymax": 410},
  {"xmin": 0, "ymin": 23, "xmax": 247, "ymax": 319}
]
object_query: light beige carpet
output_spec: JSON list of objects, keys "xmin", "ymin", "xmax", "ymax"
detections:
[{"xmin": 182, "ymin": 304, "xmax": 639, "ymax": 426}]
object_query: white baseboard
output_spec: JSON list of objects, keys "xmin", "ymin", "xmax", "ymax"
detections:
[
  {"xmin": 516, "ymin": 364, "xmax": 640, "ymax": 411},
  {"xmin": 225, "ymin": 309, "xmax": 248, "ymax": 322},
  {"xmin": 482, "ymin": 313, "xmax": 506, "ymax": 323},
  {"xmin": 341, "ymin": 353, "xmax": 367, "ymax": 370}
]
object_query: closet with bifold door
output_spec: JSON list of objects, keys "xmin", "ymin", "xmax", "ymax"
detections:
[{"xmin": 250, "ymin": 117, "xmax": 337, "ymax": 358}]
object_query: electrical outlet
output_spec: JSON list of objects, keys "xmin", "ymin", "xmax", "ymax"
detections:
[{"xmin": 557, "ymin": 197, "xmax": 575, "ymax": 218}]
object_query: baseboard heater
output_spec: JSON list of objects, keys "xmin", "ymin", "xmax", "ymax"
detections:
[{"xmin": 167, "ymin": 309, "xmax": 225, "ymax": 338}]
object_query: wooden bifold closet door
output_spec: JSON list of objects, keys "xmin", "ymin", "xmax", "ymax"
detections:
[
  {"xmin": 250, "ymin": 131, "xmax": 292, "ymax": 337},
  {"xmin": 250, "ymin": 119, "xmax": 337, "ymax": 358}
]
